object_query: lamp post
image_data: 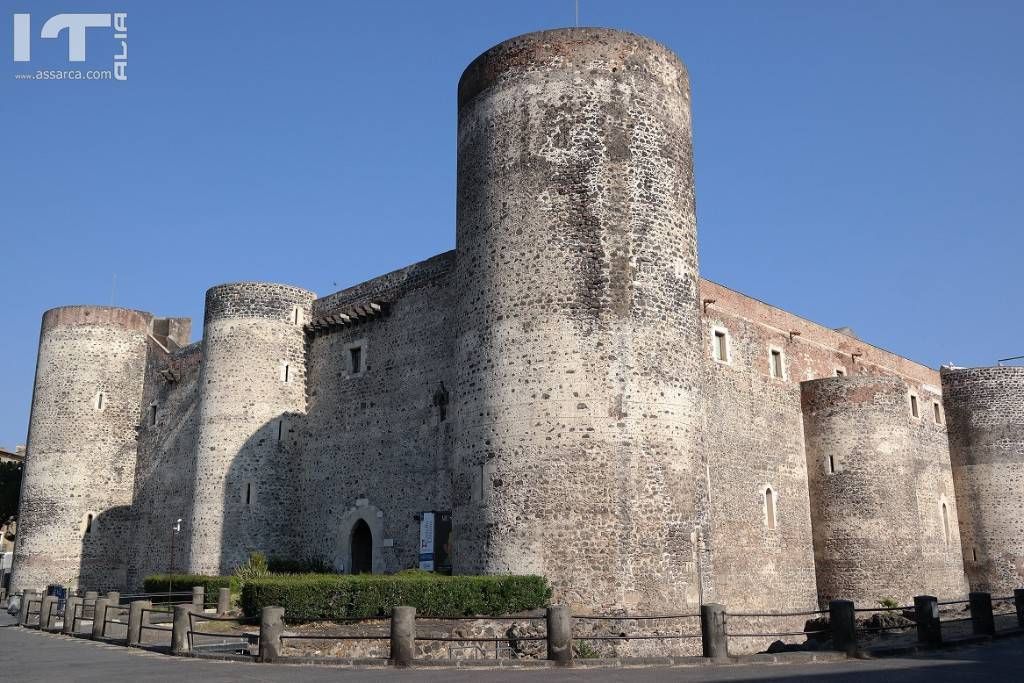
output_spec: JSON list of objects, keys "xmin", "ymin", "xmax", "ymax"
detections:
[{"xmin": 168, "ymin": 518, "xmax": 182, "ymax": 604}]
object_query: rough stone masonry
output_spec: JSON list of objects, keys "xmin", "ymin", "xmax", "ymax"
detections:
[{"xmin": 11, "ymin": 29, "xmax": 1023, "ymax": 620}]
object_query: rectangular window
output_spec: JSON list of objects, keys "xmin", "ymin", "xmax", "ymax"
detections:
[
  {"xmin": 283, "ymin": 364, "xmax": 290, "ymax": 383},
  {"xmin": 713, "ymin": 330, "xmax": 728, "ymax": 363},
  {"xmin": 350, "ymin": 346, "xmax": 362, "ymax": 375},
  {"xmin": 910, "ymin": 394, "xmax": 920, "ymax": 418},
  {"xmin": 150, "ymin": 405, "xmax": 157, "ymax": 426},
  {"xmin": 933, "ymin": 402, "xmax": 943, "ymax": 424},
  {"xmin": 769, "ymin": 349, "xmax": 784, "ymax": 379},
  {"xmin": 245, "ymin": 483, "xmax": 252, "ymax": 506},
  {"xmin": 277, "ymin": 420, "xmax": 283, "ymax": 442},
  {"xmin": 827, "ymin": 454, "xmax": 836, "ymax": 474}
]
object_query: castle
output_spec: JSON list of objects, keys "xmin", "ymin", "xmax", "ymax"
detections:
[{"xmin": 11, "ymin": 29, "xmax": 1023, "ymax": 617}]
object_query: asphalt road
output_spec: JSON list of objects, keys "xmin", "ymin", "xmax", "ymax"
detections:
[{"xmin": 2, "ymin": 615, "xmax": 1022, "ymax": 682}]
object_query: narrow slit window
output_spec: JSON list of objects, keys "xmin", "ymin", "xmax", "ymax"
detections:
[
  {"xmin": 150, "ymin": 405, "xmax": 157, "ymax": 426},
  {"xmin": 282, "ymin": 363, "xmax": 291, "ymax": 383},
  {"xmin": 972, "ymin": 547, "xmax": 978, "ymax": 562},
  {"xmin": 765, "ymin": 487, "xmax": 777, "ymax": 530},
  {"xmin": 292, "ymin": 306, "xmax": 303, "ymax": 326},
  {"xmin": 941, "ymin": 502, "xmax": 950, "ymax": 544},
  {"xmin": 95, "ymin": 391, "xmax": 106, "ymax": 411},
  {"xmin": 277, "ymin": 420, "xmax": 283, "ymax": 442},
  {"xmin": 910, "ymin": 394, "xmax": 920, "ymax": 418},
  {"xmin": 827, "ymin": 454, "xmax": 836, "ymax": 474},
  {"xmin": 769, "ymin": 349, "xmax": 784, "ymax": 379},
  {"xmin": 713, "ymin": 330, "xmax": 728, "ymax": 363},
  {"xmin": 84, "ymin": 513, "xmax": 93, "ymax": 535},
  {"xmin": 350, "ymin": 346, "xmax": 362, "ymax": 375},
  {"xmin": 245, "ymin": 483, "xmax": 252, "ymax": 506},
  {"xmin": 933, "ymin": 402, "xmax": 942, "ymax": 424}
]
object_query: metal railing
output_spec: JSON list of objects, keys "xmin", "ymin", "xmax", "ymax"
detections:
[
  {"xmin": 724, "ymin": 608, "xmax": 829, "ymax": 640},
  {"xmin": 186, "ymin": 611, "xmax": 260, "ymax": 653},
  {"xmin": 415, "ymin": 614, "xmax": 547, "ymax": 660}
]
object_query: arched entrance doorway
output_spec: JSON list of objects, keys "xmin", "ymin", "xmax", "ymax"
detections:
[{"xmin": 351, "ymin": 519, "xmax": 373, "ymax": 574}]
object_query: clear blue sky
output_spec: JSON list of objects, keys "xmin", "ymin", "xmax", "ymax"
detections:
[{"xmin": 1, "ymin": 0, "xmax": 1022, "ymax": 448}]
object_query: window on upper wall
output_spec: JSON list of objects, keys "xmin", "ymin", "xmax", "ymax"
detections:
[
  {"xmin": 764, "ymin": 486, "xmax": 777, "ymax": 530},
  {"xmin": 941, "ymin": 502, "xmax": 950, "ymax": 544},
  {"xmin": 83, "ymin": 513, "xmax": 94, "ymax": 536},
  {"xmin": 281, "ymin": 363, "xmax": 291, "ymax": 383},
  {"xmin": 245, "ymin": 483, "xmax": 253, "ymax": 506},
  {"xmin": 910, "ymin": 393, "xmax": 920, "ymax": 418},
  {"xmin": 769, "ymin": 348, "xmax": 785, "ymax": 379},
  {"xmin": 835, "ymin": 368, "xmax": 846, "ymax": 377},
  {"xmin": 712, "ymin": 328, "xmax": 730, "ymax": 363},
  {"xmin": 347, "ymin": 342, "xmax": 366, "ymax": 376},
  {"xmin": 94, "ymin": 391, "xmax": 106, "ymax": 411},
  {"xmin": 291, "ymin": 305, "xmax": 303, "ymax": 326},
  {"xmin": 933, "ymin": 402, "xmax": 943, "ymax": 424},
  {"xmin": 277, "ymin": 420, "xmax": 284, "ymax": 442},
  {"xmin": 827, "ymin": 454, "xmax": 837, "ymax": 474},
  {"xmin": 149, "ymin": 404, "xmax": 158, "ymax": 426}
]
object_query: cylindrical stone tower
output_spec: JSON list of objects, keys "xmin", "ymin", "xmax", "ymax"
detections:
[
  {"xmin": 11, "ymin": 306, "xmax": 151, "ymax": 593},
  {"xmin": 802, "ymin": 375, "xmax": 965, "ymax": 604},
  {"xmin": 942, "ymin": 366, "xmax": 1024, "ymax": 594},
  {"xmin": 188, "ymin": 282, "xmax": 315, "ymax": 575},
  {"xmin": 453, "ymin": 28, "xmax": 705, "ymax": 611}
]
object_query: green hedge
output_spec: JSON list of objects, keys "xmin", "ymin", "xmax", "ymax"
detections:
[
  {"xmin": 143, "ymin": 574, "xmax": 239, "ymax": 596},
  {"xmin": 240, "ymin": 573, "xmax": 551, "ymax": 622}
]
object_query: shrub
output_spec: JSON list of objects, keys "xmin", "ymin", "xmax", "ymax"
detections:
[
  {"xmin": 240, "ymin": 573, "xmax": 551, "ymax": 622},
  {"xmin": 143, "ymin": 573, "xmax": 239, "ymax": 597},
  {"xmin": 878, "ymin": 597, "xmax": 900, "ymax": 610},
  {"xmin": 267, "ymin": 555, "xmax": 334, "ymax": 574},
  {"xmin": 233, "ymin": 552, "xmax": 270, "ymax": 582}
]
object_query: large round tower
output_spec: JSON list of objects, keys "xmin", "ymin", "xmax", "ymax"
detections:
[
  {"xmin": 942, "ymin": 366, "xmax": 1024, "ymax": 594},
  {"xmin": 11, "ymin": 306, "xmax": 151, "ymax": 593},
  {"xmin": 188, "ymin": 282, "xmax": 315, "ymax": 575},
  {"xmin": 453, "ymin": 28, "xmax": 705, "ymax": 610},
  {"xmin": 802, "ymin": 375, "xmax": 965, "ymax": 604}
]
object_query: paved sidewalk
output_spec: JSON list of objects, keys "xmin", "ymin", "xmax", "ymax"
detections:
[{"xmin": 2, "ymin": 613, "xmax": 1023, "ymax": 681}]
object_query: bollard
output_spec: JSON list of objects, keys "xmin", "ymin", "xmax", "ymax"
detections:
[
  {"xmin": 390, "ymin": 606, "xmax": 416, "ymax": 666},
  {"xmin": 546, "ymin": 605, "xmax": 573, "ymax": 664},
  {"xmin": 63, "ymin": 596, "xmax": 82, "ymax": 634},
  {"xmin": 1015, "ymin": 588, "xmax": 1024, "ymax": 628},
  {"xmin": 83, "ymin": 591, "xmax": 98, "ymax": 620},
  {"xmin": 91, "ymin": 598, "xmax": 110, "ymax": 639},
  {"xmin": 701, "ymin": 603, "xmax": 729, "ymax": 659},
  {"xmin": 127, "ymin": 600, "xmax": 151, "ymax": 647},
  {"xmin": 217, "ymin": 587, "xmax": 230, "ymax": 615},
  {"xmin": 914, "ymin": 595, "xmax": 941, "ymax": 647},
  {"xmin": 969, "ymin": 592, "xmax": 995, "ymax": 636},
  {"xmin": 19, "ymin": 590, "xmax": 39, "ymax": 626},
  {"xmin": 106, "ymin": 591, "xmax": 120, "ymax": 606},
  {"xmin": 259, "ymin": 606, "xmax": 285, "ymax": 663},
  {"xmin": 191, "ymin": 586, "xmax": 204, "ymax": 611},
  {"xmin": 40, "ymin": 595, "xmax": 58, "ymax": 630},
  {"xmin": 171, "ymin": 604, "xmax": 192, "ymax": 655},
  {"xmin": 829, "ymin": 599, "xmax": 857, "ymax": 655}
]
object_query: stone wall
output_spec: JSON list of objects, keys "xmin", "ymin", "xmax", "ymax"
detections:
[
  {"xmin": 802, "ymin": 375, "xmax": 965, "ymax": 604},
  {"xmin": 452, "ymin": 28, "xmax": 706, "ymax": 612},
  {"xmin": 942, "ymin": 366, "xmax": 1024, "ymax": 594},
  {"xmin": 300, "ymin": 253, "xmax": 456, "ymax": 572},
  {"xmin": 188, "ymin": 282, "xmax": 315, "ymax": 575},
  {"xmin": 11, "ymin": 307, "xmax": 151, "ymax": 593},
  {"xmin": 126, "ymin": 341, "xmax": 201, "ymax": 586}
]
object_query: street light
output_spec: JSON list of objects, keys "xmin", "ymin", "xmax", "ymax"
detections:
[{"xmin": 168, "ymin": 518, "xmax": 182, "ymax": 602}]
